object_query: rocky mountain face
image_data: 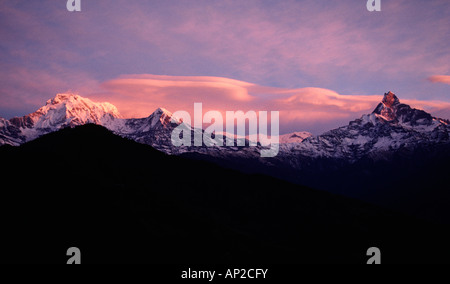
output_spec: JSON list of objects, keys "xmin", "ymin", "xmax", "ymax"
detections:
[{"xmin": 0, "ymin": 117, "xmax": 22, "ymax": 146}]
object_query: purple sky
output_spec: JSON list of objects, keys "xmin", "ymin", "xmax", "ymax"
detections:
[{"xmin": 0, "ymin": 0, "xmax": 449, "ymax": 134}]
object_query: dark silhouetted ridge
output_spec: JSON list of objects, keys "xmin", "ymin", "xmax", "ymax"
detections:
[{"xmin": 0, "ymin": 124, "xmax": 449, "ymax": 263}]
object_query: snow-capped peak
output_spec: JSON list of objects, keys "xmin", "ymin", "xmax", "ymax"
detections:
[
  {"xmin": 372, "ymin": 91, "xmax": 401, "ymax": 121},
  {"xmin": 287, "ymin": 91, "xmax": 450, "ymax": 161},
  {"xmin": 29, "ymin": 93, "xmax": 121, "ymax": 129},
  {"xmin": 2, "ymin": 93, "xmax": 123, "ymax": 144},
  {"xmin": 382, "ymin": 91, "xmax": 400, "ymax": 108},
  {"xmin": 146, "ymin": 107, "xmax": 182, "ymax": 128}
]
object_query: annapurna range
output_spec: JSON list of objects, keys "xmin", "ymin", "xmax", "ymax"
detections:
[{"xmin": 1, "ymin": 92, "xmax": 449, "ymax": 163}]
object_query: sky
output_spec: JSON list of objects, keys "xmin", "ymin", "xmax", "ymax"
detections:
[{"xmin": 0, "ymin": 0, "xmax": 449, "ymax": 134}]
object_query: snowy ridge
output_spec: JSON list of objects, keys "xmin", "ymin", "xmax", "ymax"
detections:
[
  {"xmin": 105, "ymin": 108, "xmax": 262, "ymax": 157},
  {"xmin": 105, "ymin": 107, "xmax": 180, "ymax": 135},
  {"xmin": 1, "ymin": 92, "xmax": 450, "ymax": 166},
  {"xmin": 279, "ymin": 132, "xmax": 313, "ymax": 144}
]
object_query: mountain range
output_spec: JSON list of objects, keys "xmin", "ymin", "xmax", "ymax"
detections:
[
  {"xmin": 0, "ymin": 94, "xmax": 263, "ymax": 158},
  {"xmin": 1, "ymin": 91, "xmax": 450, "ymax": 222},
  {"xmin": 2, "ymin": 91, "xmax": 449, "ymax": 160}
]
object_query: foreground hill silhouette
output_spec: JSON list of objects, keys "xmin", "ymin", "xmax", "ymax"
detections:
[{"xmin": 0, "ymin": 124, "xmax": 449, "ymax": 263}]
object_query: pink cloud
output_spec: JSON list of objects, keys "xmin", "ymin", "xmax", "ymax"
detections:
[
  {"xmin": 428, "ymin": 75, "xmax": 450, "ymax": 85},
  {"xmin": 92, "ymin": 74, "xmax": 450, "ymax": 134},
  {"xmin": 97, "ymin": 75, "xmax": 378, "ymax": 119}
]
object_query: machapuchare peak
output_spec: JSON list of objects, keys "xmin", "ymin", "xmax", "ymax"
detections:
[
  {"xmin": 382, "ymin": 91, "xmax": 400, "ymax": 108},
  {"xmin": 372, "ymin": 91, "xmax": 402, "ymax": 121}
]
